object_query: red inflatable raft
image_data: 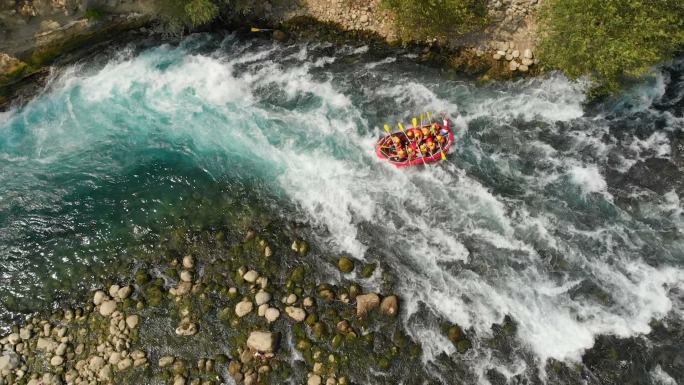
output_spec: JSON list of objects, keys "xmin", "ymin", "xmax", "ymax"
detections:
[{"xmin": 375, "ymin": 119, "xmax": 454, "ymax": 167}]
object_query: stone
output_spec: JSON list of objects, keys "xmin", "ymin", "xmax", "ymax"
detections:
[
  {"xmin": 518, "ymin": 64, "xmax": 529, "ymax": 72},
  {"xmin": 496, "ymin": 50, "xmax": 506, "ymax": 56},
  {"xmin": 512, "ymin": 50, "xmax": 520, "ymax": 58},
  {"xmin": 37, "ymin": 337, "xmax": 58, "ymax": 352},
  {"xmin": 286, "ymin": 293, "xmax": 297, "ymax": 305},
  {"xmin": 99, "ymin": 300, "xmax": 117, "ymax": 316},
  {"xmin": 264, "ymin": 308, "xmax": 280, "ymax": 323},
  {"xmin": 182, "ymin": 255, "xmax": 194, "ymax": 269},
  {"xmin": 50, "ymin": 355, "xmax": 64, "ymax": 366},
  {"xmin": 523, "ymin": 49, "xmax": 533, "ymax": 59},
  {"xmin": 89, "ymin": 356, "xmax": 106, "ymax": 372},
  {"xmin": 159, "ymin": 356, "xmax": 175, "ymax": 367},
  {"xmin": 117, "ymin": 286, "xmax": 132, "ymax": 300},
  {"xmin": 264, "ymin": 246, "xmax": 273, "ymax": 257},
  {"xmin": 246, "ymin": 331, "xmax": 277, "ymax": 353},
  {"xmin": 337, "ymin": 256, "xmax": 354, "ymax": 273},
  {"xmin": 19, "ymin": 328, "xmax": 31, "ymax": 340},
  {"xmin": 303, "ymin": 297, "xmax": 314, "ymax": 307},
  {"xmin": 180, "ymin": 270, "xmax": 192, "ymax": 282},
  {"xmin": 521, "ymin": 58, "xmax": 534, "ymax": 66},
  {"xmin": 55, "ymin": 342, "xmax": 67, "ymax": 356},
  {"xmin": 356, "ymin": 293, "xmax": 380, "ymax": 317},
  {"xmin": 93, "ymin": 290, "xmax": 107, "ymax": 306},
  {"xmin": 235, "ymin": 300, "xmax": 253, "ymax": 317},
  {"xmin": 98, "ymin": 364, "xmax": 112, "ymax": 381},
  {"xmin": 126, "ymin": 314, "xmax": 140, "ymax": 329},
  {"xmin": 109, "ymin": 352, "xmax": 122, "ymax": 365},
  {"xmin": 175, "ymin": 319, "xmax": 198, "ymax": 336},
  {"xmin": 243, "ymin": 270, "xmax": 258, "ymax": 283},
  {"xmin": 134, "ymin": 357, "xmax": 147, "ymax": 367},
  {"xmin": 285, "ymin": 306, "xmax": 306, "ymax": 322},
  {"xmin": 7, "ymin": 333, "xmax": 20, "ymax": 345},
  {"xmin": 0, "ymin": 353, "xmax": 20, "ymax": 371},
  {"xmin": 272, "ymin": 30, "xmax": 287, "ymax": 42},
  {"xmin": 380, "ymin": 295, "xmax": 399, "ymax": 316},
  {"xmin": 308, "ymin": 374, "xmax": 322, "ymax": 385},
  {"xmin": 117, "ymin": 357, "xmax": 132, "ymax": 370},
  {"xmin": 258, "ymin": 303, "xmax": 268, "ymax": 316},
  {"xmin": 255, "ymin": 291, "xmax": 271, "ymax": 306},
  {"xmin": 509, "ymin": 61, "xmax": 519, "ymax": 71},
  {"xmin": 109, "ymin": 284, "xmax": 121, "ymax": 298},
  {"xmin": 505, "ymin": 54, "xmax": 513, "ymax": 61},
  {"xmin": 493, "ymin": 54, "xmax": 502, "ymax": 60}
]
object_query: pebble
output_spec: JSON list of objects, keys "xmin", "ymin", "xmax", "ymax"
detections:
[
  {"xmin": 180, "ymin": 270, "xmax": 193, "ymax": 282},
  {"xmin": 285, "ymin": 306, "xmax": 306, "ymax": 322},
  {"xmin": 255, "ymin": 290, "xmax": 271, "ymax": 306},
  {"xmin": 243, "ymin": 270, "xmax": 259, "ymax": 283},
  {"xmin": 159, "ymin": 355, "xmax": 175, "ymax": 367},
  {"xmin": 126, "ymin": 314, "xmax": 140, "ymax": 329},
  {"xmin": 265, "ymin": 308, "xmax": 280, "ymax": 323},
  {"xmin": 50, "ymin": 355, "xmax": 64, "ymax": 366},
  {"xmin": 286, "ymin": 293, "xmax": 297, "ymax": 305},
  {"xmin": 93, "ymin": 290, "xmax": 107, "ymax": 306},
  {"xmin": 183, "ymin": 255, "xmax": 194, "ymax": 269}
]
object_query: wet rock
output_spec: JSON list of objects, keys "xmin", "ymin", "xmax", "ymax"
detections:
[
  {"xmin": 265, "ymin": 308, "xmax": 280, "ymax": 323},
  {"xmin": 272, "ymin": 30, "xmax": 287, "ymax": 41},
  {"xmin": 285, "ymin": 306, "xmax": 306, "ymax": 322},
  {"xmin": 356, "ymin": 293, "xmax": 380, "ymax": 317},
  {"xmin": 99, "ymin": 300, "xmax": 117, "ymax": 316},
  {"xmin": 337, "ymin": 256, "xmax": 354, "ymax": 273},
  {"xmin": 247, "ymin": 331, "xmax": 277, "ymax": 353},
  {"xmin": 380, "ymin": 295, "xmax": 398, "ymax": 316},
  {"xmin": 7, "ymin": 333, "xmax": 20, "ymax": 345},
  {"xmin": 360, "ymin": 263, "xmax": 376, "ymax": 278},
  {"xmin": 303, "ymin": 297, "xmax": 314, "ymax": 307},
  {"xmin": 235, "ymin": 300, "xmax": 253, "ymax": 317}
]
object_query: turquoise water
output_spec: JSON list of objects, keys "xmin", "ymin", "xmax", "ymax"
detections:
[{"xmin": 1, "ymin": 34, "xmax": 683, "ymax": 383}]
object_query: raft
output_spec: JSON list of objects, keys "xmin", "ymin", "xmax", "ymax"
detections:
[{"xmin": 375, "ymin": 120, "xmax": 454, "ymax": 167}]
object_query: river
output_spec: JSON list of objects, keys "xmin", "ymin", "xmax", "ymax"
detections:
[{"xmin": 0, "ymin": 34, "xmax": 682, "ymax": 384}]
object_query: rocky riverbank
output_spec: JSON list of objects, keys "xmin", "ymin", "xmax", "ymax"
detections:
[
  {"xmin": 1, "ymin": 0, "xmax": 546, "ymax": 109},
  {"xmin": 0, "ymin": 225, "xmax": 465, "ymax": 385}
]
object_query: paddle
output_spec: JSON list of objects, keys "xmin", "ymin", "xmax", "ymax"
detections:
[
  {"xmin": 426, "ymin": 111, "xmax": 447, "ymax": 161},
  {"xmin": 250, "ymin": 27, "xmax": 273, "ymax": 32}
]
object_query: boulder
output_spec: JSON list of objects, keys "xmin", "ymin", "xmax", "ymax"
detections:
[
  {"xmin": 285, "ymin": 306, "xmax": 306, "ymax": 322},
  {"xmin": 380, "ymin": 295, "xmax": 399, "ymax": 316},
  {"xmin": 175, "ymin": 319, "xmax": 198, "ymax": 336},
  {"xmin": 182, "ymin": 255, "xmax": 194, "ymax": 269},
  {"xmin": 243, "ymin": 270, "xmax": 259, "ymax": 283},
  {"xmin": 89, "ymin": 356, "xmax": 106, "ymax": 372},
  {"xmin": 126, "ymin": 314, "xmax": 140, "ymax": 329},
  {"xmin": 93, "ymin": 290, "xmax": 107, "ymax": 306},
  {"xmin": 235, "ymin": 300, "xmax": 253, "ymax": 317},
  {"xmin": 308, "ymin": 374, "xmax": 322, "ymax": 385},
  {"xmin": 337, "ymin": 256, "xmax": 354, "ymax": 273},
  {"xmin": 109, "ymin": 285, "xmax": 121, "ymax": 298},
  {"xmin": 523, "ymin": 49, "xmax": 533, "ymax": 59},
  {"xmin": 159, "ymin": 356, "xmax": 175, "ymax": 367},
  {"xmin": 99, "ymin": 300, "xmax": 117, "ymax": 316},
  {"xmin": 265, "ymin": 308, "xmax": 280, "ymax": 323},
  {"xmin": 0, "ymin": 353, "xmax": 20, "ymax": 371},
  {"xmin": 50, "ymin": 355, "xmax": 64, "ymax": 366},
  {"xmin": 7, "ymin": 333, "xmax": 20, "ymax": 345},
  {"xmin": 246, "ymin": 331, "xmax": 277, "ymax": 353},
  {"xmin": 117, "ymin": 286, "xmax": 132, "ymax": 300},
  {"xmin": 180, "ymin": 270, "xmax": 192, "ymax": 282},
  {"xmin": 356, "ymin": 293, "xmax": 380, "ymax": 317},
  {"xmin": 519, "ymin": 64, "xmax": 529, "ymax": 72},
  {"xmin": 117, "ymin": 357, "xmax": 132, "ymax": 370},
  {"xmin": 255, "ymin": 291, "xmax": 271, "ymax": 306},
  {"xmin": 512, "ymin": 50, "xmax": 520, "ymax": 58}
]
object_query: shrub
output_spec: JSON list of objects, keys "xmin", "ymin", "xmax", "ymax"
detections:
[
  {"xmin": 382, "ymin": 0, "xmax": 488, "ymax": 42},
  {"xmin": 538, "ymin": 0, "xmax": 684, "ymax": 92}
]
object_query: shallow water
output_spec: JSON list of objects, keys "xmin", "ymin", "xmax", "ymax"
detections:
[{"xmin": 1, "ymin": 34, "xmax": 683, "ymax": 383}]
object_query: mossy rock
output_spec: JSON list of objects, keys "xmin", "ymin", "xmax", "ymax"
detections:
[
  {"xmin": 376, "ymin": 356, "xmax": 391, "ymax": 370},
  {"xmin": 134, "ymin": 269, "xmax": 151, "ymax": 285},
  {"xmin": 290, "ymin": 266, "xmax": 306, "ymax": 283},
  {"xmin": 446, "ymin": 325, "xmax": 463, "ymax": 343},
  {"xmin": 305, "ymin": 313, "xmax": 318, "ymax": 326},
  {"xmin": 145, "ymin": 286, "xmax": 163, "ymax": 307},
  {"xmin": 456, "ymin": 339, "xmax": 472, "ymax": 353},
  {"xmin": 311, "ymin": 322, "xmax": 327, "ymax": 339},
  {"xmin": 337, "ymin": 257, "xmax": 354, "ymax": 273},
  {"xmin": 331, "ymin": 333, "xmax": 344, "ymax": 349},
  {"xmin": 360, "ymin": 263, "xmax": 376, "ymax": 278}
]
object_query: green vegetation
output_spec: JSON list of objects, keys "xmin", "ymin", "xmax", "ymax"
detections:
[
  {"xmin": 158, "ymin": 0, "xmax": 255, "ymax": 31},
  {"xmin": 84, "ymin": 8, "xmax": 106, "ymax": 21},
  {"xmin": 538, "ymin": 0, "xmax": 684, "ymax": 92},
  {"xmin": 381, "ymin": 0, "xmax": 488, "ymax": 42}
]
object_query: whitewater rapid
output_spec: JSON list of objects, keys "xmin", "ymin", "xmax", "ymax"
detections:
[{"xmin": 1, "ymin": 34, "xmax": 682, "ymax": 383}]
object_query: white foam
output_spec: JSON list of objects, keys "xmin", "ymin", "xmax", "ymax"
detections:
[
  {"xmin": 568, "ymin": 164, "xmax": 608, "ymax": 195},
  {"xmin": 650, "ymin": 365, "xmax": 678, "ymax": 385}
]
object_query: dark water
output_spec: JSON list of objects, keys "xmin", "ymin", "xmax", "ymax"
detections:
[{"xmin": 0, "ymin": 34, "xmax": 682, "ymax": 384}]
